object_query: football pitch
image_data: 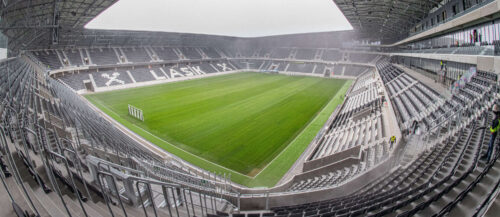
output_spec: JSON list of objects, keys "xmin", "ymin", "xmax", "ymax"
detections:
[{"xmin": 85, "ymin": 72, "xmax": 351, "ymax": 187}]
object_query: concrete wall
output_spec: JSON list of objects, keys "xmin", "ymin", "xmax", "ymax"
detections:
[
  {"xmin": 478, "ymin": 56, "xmax": 496, "ymax": 72},
  {"xmin": 391, "ymin": 53, "xmax": 479, "ymax": 65},
  {"xmin": 238, "ymin": 156, "xmax": 394, "ymax": 210},
  {"xmin": 391, "ymin": 53, "xmax": 500, "ymax": 76},
  {"xmin": 299, "ymin": 157, "xmax": 361, "ymax": 181},
  {"xmin": 303, "ymin": 146, "xmax": 361, "ymax": 172}
]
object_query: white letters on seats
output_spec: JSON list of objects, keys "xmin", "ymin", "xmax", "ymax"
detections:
[
  {"xmin": 217, "ymin": 63, "xmax": 232, "ymax": 71},
  {"xmin": 180, "ymin": 67, "xmax": 194, "ymax": 76},
  {"xmin": 101, "ymin": 72, "xmax": 125, "ymax": 86},
  {"xmin": 159, "ymin": 68, "xmax": 170, "ymax": 79},
  {"xmin": 190, "ymin": 66, "xmax": 205, "ymax": 75},
  {"xmin": 150, "ymin": 70, "xmax": 166, "ymax": 80},
  {"xmin": 169, "ymin": 68, "xmax": 185, "ymax": 77}
]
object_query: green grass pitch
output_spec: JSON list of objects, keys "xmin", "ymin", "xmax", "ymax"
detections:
[{"xmin": 85, "ymin": 72, "xmax": 351, "ymax": 186}]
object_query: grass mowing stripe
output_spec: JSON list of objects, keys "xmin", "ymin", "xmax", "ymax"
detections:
[
  {"xmin": 246, "ymin": 80, "xmax": 352, "ymax": 186},
  {"xmin": 85, "ymin": 72, "xmax": 351, "ymax": 187},
  {"xmin": 182, "ymin": 77, "xmax": 323, "ymax": 173}
]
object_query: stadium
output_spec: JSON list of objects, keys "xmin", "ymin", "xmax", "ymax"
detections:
[{"xmin": 0, "ymin": 0, "xmax": 500, "ymax": 216}]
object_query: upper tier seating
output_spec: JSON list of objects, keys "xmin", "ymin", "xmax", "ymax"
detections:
[
  {"xmin": 257, "ymin": 47, "xmax": 273, "ymax": 58},
  {"xmin": 88, "ymin": 48, "xmax": 119, "ymax": 65},
  {"xmin": 151, "ymin": 47, "xmax": 180, "ymax": 60},
  {"xmin": 202, "ymin": 47, "xmax": 222, "ymax": 58},
  {"xmin": 122, "ymin": 47, "xmax": 151, "ymax": 63},
  {"xmin": 64, "ymin": 49, "xmax": 84, "ymax": 67},
  {"xmin": 222, "ymin": 47, "xmax": 237, "ymax": 58},
  {"xmin": 32, "ymin": 50, "xmax": 62, "ymax": 69},
  {"xmin": 344, "ymin": 65, "xmax": 371, "ymax": 77},
  {"xmin": 322, "ymin": 50, "xmax": 342, "ymax": 62},
  {"xmin": 399, "ymin": 45, "xmax": 494, "ymax": 56},
  {"xmin": 349, "ymin": 53, "xmax": 378, "ymax": 63},
  {"xmin": 295, "ymin": 49, "xmax": 316, "ymax": 60},
  {"xmin": 239, "ymin": 48, "xmax": 256, "ymax": 58},
  {"xmin": 272, "ymin": 48, "xmax": 292, "ymax": 59},
  {"xmin": 179, "ymin": 47, "xmax": 202, "ymax": 59}
]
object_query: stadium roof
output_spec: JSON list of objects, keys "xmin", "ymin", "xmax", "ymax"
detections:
[
  {"xmin": 333, "ymin": 0, "xmax": 441, "ymax": 41},
  {"xmin": 0, "ymin": 0, "xmax": 440, "ymax": 52},
  {"xmin": 0, "ymin": 0, "xmax": 118, "ymax": 51}
]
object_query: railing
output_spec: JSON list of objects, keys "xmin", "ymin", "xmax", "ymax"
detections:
[{"xmin": 409, "ymin": 0, "xmax": 496, "ymax": 37}]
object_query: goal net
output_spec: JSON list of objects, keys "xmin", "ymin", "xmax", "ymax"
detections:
[{"xmin": 128, "ymin": 104, "xmax": 144, "ymax": 121}]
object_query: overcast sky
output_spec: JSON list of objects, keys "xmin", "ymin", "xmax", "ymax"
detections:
[{"xmin": 85, "ymin": 0, "xmax": 352, "ymax": 37}]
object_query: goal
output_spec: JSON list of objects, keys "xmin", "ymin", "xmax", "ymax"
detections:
[{"xmin": 128, "ymin": 104, "xmax": 144, "ymax": 121}]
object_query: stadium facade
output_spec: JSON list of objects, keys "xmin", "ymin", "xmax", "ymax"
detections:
[{"xmin": 0, "ymin": 0, "xmax": 500, "ymax": 216}]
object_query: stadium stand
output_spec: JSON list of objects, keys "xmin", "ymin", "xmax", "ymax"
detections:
[
  {"xmin": 2, "ymin": 0, "xmax": 500, "ymax": 216},
  {"xmin": 222, "ymin": 47, "xmax": 238, "ymax": 58},
  {"xmin": 348, "ymin": 53, "xmax": 379, "ymax": 64},
  {"xmin": 57, "ymin": 72, "xmax": 91, "ymax": 91},
  {"xmin": 127, "ymin": 67, "xmax": 157, "ymax": 82},
  {"xmin": 32, "ymin": 50, "xmax": 63, "ymax": 69},
  {"xmin": 271, "ymin": 48, "xmax": 292, "ymax": 59},
  {"xmin": 310, "ymin": 72, "xmax": 384, "ymax": 160},
  {"xmin": 283, "ymin": 71, "xmax": 389, "ymax": 192},
  {"xmin": 286, "ymin": 62, "xmax": 315, "ymax": 73},
  {"xmin": 314, "ymin": 63, "xmax": 327, "ymax": 74},
  {"xmin": 180, "ymin": 47, "xmax": 203, "ymax": 60},
  {"xmin": 1, "ymin": 56, "xmax": 238, "ymax": 216},
  {"xmin": 258, "ymin": 47, "xmax": 273, "ymax": 58},
  {"xmin": 202, "ymin": 47, "xmax": 222, "ymax": 59},
  {"xmin": 377, "ymin": 59, "xmax": 447, "ymax": 130},
  {"xmin": 90, "ymin": 68, "xmax": 133, "ymax": 87},
  {"xmin": 239, "ymin": 48, "xmax": 256, "ymax": 58},
  {"xmin": 88, "ymin": 48, "xmax": 120, "ymax": 65},
  {"xmin": 271, "ymin": 112, "xmax": 496, "ymax": 216},
  {"xmin": 343, "ymin": 65, "xmax": 371, "ymax": 77},
  {"xmin": 122, "ymin": 47, "xmax": 152, "ymax": 63},
  {"xmin": 55, "ymin": 60, "xmax": 236, "ymax": 91},
  {"xmin": 322, "ymin": 49, "xmax": 343, "ymax": 62},
  {"xmin": 295, "ymin": 49, "xmax": 316, "ymax": 60},
  {"xmin": 151, "ymin": 47, "xmax": 180, "ymax": 61},
  {"xmin": 64, "ymin": 49, "xmax": 84, "ymax": 67}
]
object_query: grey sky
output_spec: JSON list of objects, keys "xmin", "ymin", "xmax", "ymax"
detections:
[{"xmin": 85, "ymin": 0, "xmax": 352, "ymax": 37}]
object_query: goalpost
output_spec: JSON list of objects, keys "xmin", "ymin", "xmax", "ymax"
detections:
[{"xmin": 128, "ymin": 104, "xmax": 144, "ymax": 121}]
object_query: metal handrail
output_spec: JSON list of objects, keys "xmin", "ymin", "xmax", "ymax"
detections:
[
  {"xmin": 48, "ymin": 150, "xmax": 88, "ymax": 217},
  {"xmin": 60, "ymin": 138, "xmax": 92, "ymax": 200},
  {"xmin": 97, "ymin": 171, "xmax": 128, "ymax": 217},
  {"xmin": 0, "ymin": 125, "xmax": 40, "ymax": 216}
]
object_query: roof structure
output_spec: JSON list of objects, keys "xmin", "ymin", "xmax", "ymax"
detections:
[
  {"xmin": 333, "ymin": 0, "xmax": 440, "ymax": 41},
  {"xmin": 0, "ymin": 0, "xmax": 117, "ymax": 51},
  {"xmin": 0, "ymin": 0, "xmax": 440, "ymax": 52}
]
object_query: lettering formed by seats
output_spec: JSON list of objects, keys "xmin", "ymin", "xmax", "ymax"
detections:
[{"xmin": 101, "ymin": 72, "xmax": 125, "ymax": 86}]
